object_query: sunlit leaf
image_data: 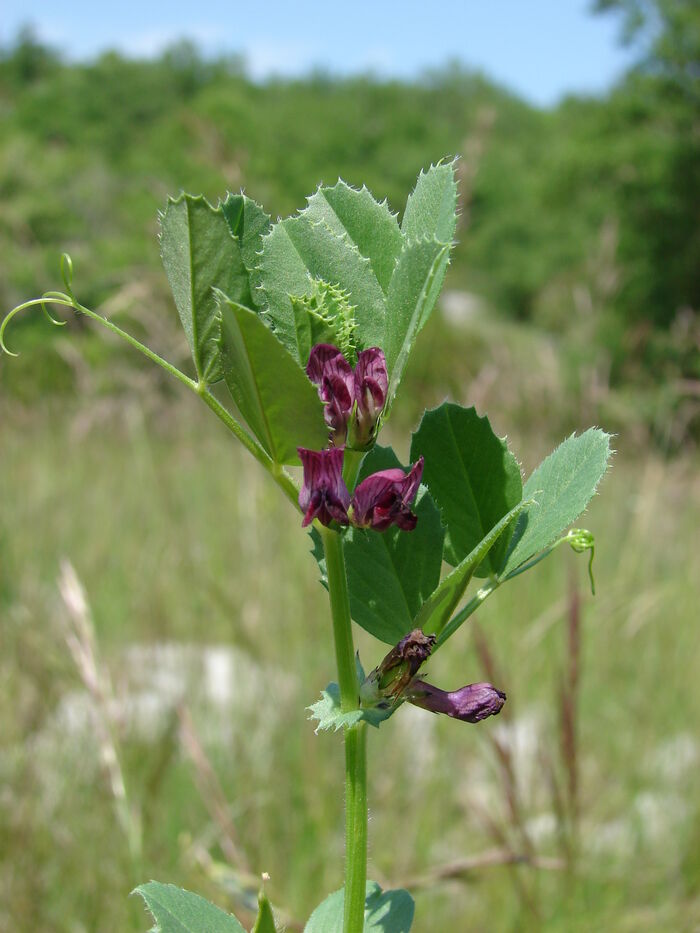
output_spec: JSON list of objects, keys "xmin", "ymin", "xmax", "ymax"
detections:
[
  {"xmin": 410, "ymin": 403, "xmax": 522, "ymax": 575},
  {"xmin": 133, "ymin": 881, "xmax": 246, "ymax": 933},
  {"xmin": 218, "ymin": 295, "xmax": 327, "ymax": 464},
  {"xmin": 304, "ymin": 881, "xmax": 414, "ymax": 932}
]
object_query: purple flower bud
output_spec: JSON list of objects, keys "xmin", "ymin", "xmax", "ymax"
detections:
[
  {"xmin": 306, "ymin": 344, "xmax": 354, "ymax": 446},
  {"xmin": 352, "ymin": 347, "xmax": 388, "ymax": 447},
  {"xmin": 298, "ymin": 447, "xmax": 351, "ymax": 528},
  {"xmin": 350, "ymin": 457, "xmax": 424, "ymax": 532},
  {"xmin": 408, "ymin": 680, "xmax": 507, "ymax": 723}
]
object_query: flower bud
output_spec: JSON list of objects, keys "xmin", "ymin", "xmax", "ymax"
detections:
[{"xmin": 407, "ymin": 680, "xmax": 506, "ymax": 723}]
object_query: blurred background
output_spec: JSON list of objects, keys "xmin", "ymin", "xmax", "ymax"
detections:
[{"xmin": 1, "ymin": 1, "xmax": 699, "ymax": 930}]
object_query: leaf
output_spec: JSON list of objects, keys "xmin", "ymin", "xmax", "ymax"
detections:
[
  {"xmin": 160, "ymin": 194, "xmax": 248, "ymax": 385},
  {"xmin": 217, "ymin": 295, "xmax": 328, "ymax": 465},
  {"xmin": 401, "ymin": 159, "xmax": 458, "ymax": 244},
  {"xmin": 303, "ymin": 181, "xmax": 403, "ymax": 293},
  {"xmin": 383, "ymin": 237, "xmax": 450, "ymax": 411},
  {"xmin": 257, "ymin": 214, "xmax": 385, "ymax": 362},
  {"xmin": 252, "ymin": 889, "xmax": 277, "ymax": 933},
  {"xmin": 410, "ymin": 403, "xmax": 523, "ymax": 576},
  {"xmin": 500, "ymin": 429, "xmax": 613, "ymax": 576},
  {"xmin": 343, "ymin": 446, "xmax": 445, "ymax": 645},
  {"xmin": 304, "ymin": 881, "xmax": 414, "ymax": 933},
  {"xmin": 414, "ymin": 497, "xmax": 533, "ymax": 637},
  {"xmin": 220, "ymin": 192, "xmax": 271, "ymax": 308},
  {"xmin": 133, "ymin": 881, "xmax": 246, "ymax": 933},
  {"xmin": 308, "ymin": 682, "xmax": 395, "ymax": 732}
]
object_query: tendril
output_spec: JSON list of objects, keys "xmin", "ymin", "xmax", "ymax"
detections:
[{"xmin": 0, "ymin": 295, "xmax": 76, "ymax": 357}]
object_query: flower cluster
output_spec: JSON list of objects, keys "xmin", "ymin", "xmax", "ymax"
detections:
[
  {"xmin": 299, "ymin": 343, "xmax": 423, "ymax": 532},
  {"xmin": 306, "ymin": 343, "xmax": 388, "ymax": 449},
  {"xmin": 298, "ymin": 446, "xmax": 424, "ymax": 531},
  {"xmin": 362, "ymin": 628, "xmax": 507, "ymax": 725}
]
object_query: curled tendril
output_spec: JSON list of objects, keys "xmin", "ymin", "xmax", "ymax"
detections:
[
  {"xmin": 567, "ymin": 528, "xmax": 596, "ymax": 595},
  {"xmin": 61, "ymin": 252, "xmax": 75, "ymax": 298},
  {"xmin": 0, "ymin": 294, "xmax": 76, "ymax": 357}
]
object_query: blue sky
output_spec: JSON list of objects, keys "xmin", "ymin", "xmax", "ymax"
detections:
[{"xmin": 2, "ymin": 0, "xmax": 635, "ymax": 107}]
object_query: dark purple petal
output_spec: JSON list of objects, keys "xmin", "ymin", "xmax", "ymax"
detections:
[
  {"xmin": 350, "ymin": 457, "xmax": 424, "ymax": 532},
  {"xmin": 351, "ymin": 348, "xmax": 388, "ymax": 447},
  {"xmin": 298, "ymin": 447, "xmax": 350, "ymax": 527},
  {"xmin": 408, "ymin": 680, "xmax": 507, "ymax": 723},
  {"xmin": 306, "ymin": 344, "xmax": 354, "ymax": 445}
]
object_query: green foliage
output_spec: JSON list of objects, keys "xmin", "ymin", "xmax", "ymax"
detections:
[
  {"xmin": 305, "ymin": 882, "xmax": 414, "ymax": 932},
  {"xmin": 308, "ymin": 682, "xmax": 395, "ymax": 732},
  {"xmin": 159, "ymin": 195, "xmax": 247, "ymax": 385},
  {"xmin": 410, "ymin": 403, "xmax": 523, "ymax": 575},
  {"xmin": 220, "ymin": 193, "xmax": 271, "ymax": 307},
  {"xmin": 251, "ymin": 889, "xmax": 277, "ymax": 933},
  {"xmin": 343, "ymin": 446, "xmax": 444, "ymax": 644},
  {"xmin": 133, "ymin": 882, "xmax": 246, "ymax": 932},
  {"xmin": 501, "ymin": 429, "xmax": 613, "ymax": 576},
  {"xmin": 414, "ymin": 498, "xmax": 533, "ymax": 637},
  {"xmin": 217, "ymin": 295, "xmax": 328, "ymax": 464},
  {"xmin": 257, "ymin": 213, "xmax": 385, "ymax": 362}
]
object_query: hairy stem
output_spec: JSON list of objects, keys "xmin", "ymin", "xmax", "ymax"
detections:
[{"xmin": 321, "ymin": 527, "xmax": 367, "ymax": 933}]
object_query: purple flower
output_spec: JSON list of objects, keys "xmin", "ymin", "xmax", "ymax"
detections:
[
  {"xmin": 298, "ymin": 447, "xmax": 350, "ymax": 528},
  {"xmin": 306, "ymin": 344, "xmax": 388, "ymax": 448},
  {"xmin": 306, "ymin": 344, "xmax": 354, "ymax": 446},
  {"xmin": 352, "ymin": 348, "xmax": 388, "ymax": 447},
  {"xmin": 350, "ymin": 457, "xmax": 424, "ymax": 531},
  {"xmin": 407, "ymin": 680, "xmax": 507, "ymax": 723}
]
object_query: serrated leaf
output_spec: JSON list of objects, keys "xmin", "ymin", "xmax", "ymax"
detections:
[
  {"xmin": 303, "ymin": 181, "xmax": 403, "ymax": 293},
  {"xmin": 410, "ymin": 403, "xmax": 522, "ymax": 576},
  {"xmin": 220, "ymin": 193, "xmax": 271, "ymax": 308},
  {"xmin": 343, "ymin": 446, "xmax": 445, "ymax": 645},
  {"xmin": 160, "ymin": 195, "xmax": 247, "ymax": 385},
  {"xmin": 401, "ymin": 160, "xmax": 458, "ymax": 244},
  {"xmin": 304, "ymin": 881, "xmax": 414, "ymax": 932},
  {"xmin": 501, "ymin": 429, "xmax": 612, "ymax": 576},
  {"xmin": 257, "ymin": 215, "xmax": 385, "ymax": 362},
  {"xmin": 218, "ymin": 295, "xmax": 328, "ymax": 465},
  {"xmin": 133, "ymin": 881, "xmax": 246, "ymax": 933},
  {"xmin": 414, "ymin": 497, "xmax": 533, "ymax": 637},
  {"xmin": 383, "ymin": 237, "xmax": 450, "ymax": 411},
  {"xmin": 308, "ymin": 682, "xmax": 395, "ymax": 732},
  {"xmin": 220, "ymin": 192, "xmax": 271, "ymax": 271},
  {"xmin": 252, "ymin": 889, "xmax": 276, "ymax": 933}
]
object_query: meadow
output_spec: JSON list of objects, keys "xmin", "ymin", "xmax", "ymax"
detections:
[{"xmin": 2, "ymin": 305, "xmax": 699, "ymax": 931}]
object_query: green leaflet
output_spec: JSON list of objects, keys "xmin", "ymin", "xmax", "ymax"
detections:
[
  {"xmin": 220, "ymin": 192, "xmax": 271, "ymax": 308},
  {"xmin": 160, "ymin": 194, "xmax": 248, "ymax": 385},
  {"xmin": 257, "ymin": 214, "xmax": 385, "ymax": 362},
  {"xmin": 304, "ymin": 881, "xmax": 414, "ymax": 933},
  {"xmin": 410, "ymin": 403, "xmax": 523, "ymax": 576},
  {"xmin": 303, "ymin": 181, "xmax": 403, "ymax": 294},
  {"xmin": 500, "ymin": 429, "xmax": 613, "ymax": 576},
  {"xmin": 343, "ymin": 446, "xmax": 445, "ymax": 645},
  {"xmin": 251, "ymin": 889, "xmax": 277, "ymax": 933},
  {"xmin": 383, "ymin": 237, "xmax": 450, "ymax": 412},
  {"xmin": 133, "ymin": 882, "xmax": 246, "ymax": 933},
  {"xmin": 401, "ymin": 159, "xmax": 458, "ymax": 244},
  {"xmin": 217, "ymin": 294, "xmax": 328, "ymax": 465},
  {"xmin": 308, "ymin": 682, "xmax": 395, "ymax": 732},
  {"xmin": 414, "ymin": 497, "xmax": 534, "ymax": 637}
]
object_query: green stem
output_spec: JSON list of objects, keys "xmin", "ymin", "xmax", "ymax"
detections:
[
  {"xmin": 434, "ymin": 578, "xmax": 500, "ymax": 650},
  {"xmin": 321, "ymin": 527, "xmax": 367, "ymax": 933},
  {"xmin": 1, "ymin": 294, "xmax": 301, "ymax": 510}
]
